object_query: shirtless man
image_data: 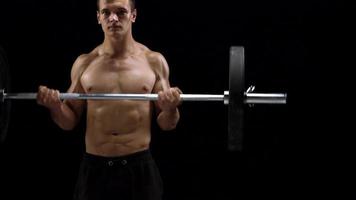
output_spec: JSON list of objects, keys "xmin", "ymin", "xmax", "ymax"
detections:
[{"xmin": 37, "ymin": 0, "xmax": 181, "ymax": 199}]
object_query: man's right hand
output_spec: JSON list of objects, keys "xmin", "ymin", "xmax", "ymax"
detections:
[{"xmin": 37, "ymin": 86, "xmax": 62, "ymax": 111}]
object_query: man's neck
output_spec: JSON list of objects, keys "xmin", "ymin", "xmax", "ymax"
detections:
[{"xmin": 102, "ymin": 33, "xmax": 136, "ymax": 57}]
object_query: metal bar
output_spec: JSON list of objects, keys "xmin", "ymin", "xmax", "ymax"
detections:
[
  {"xmin": 3, "ymin": 92, "xmax": 225, "ymax": 101},
  {"xmin": 2, "ymin": 91, "xmax": 287, "ymax": 104},
  {"xmin": 245, "ymin": 93, "xmax": 287, "ymax": 104}
]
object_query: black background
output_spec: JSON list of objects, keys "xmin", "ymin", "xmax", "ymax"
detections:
[{"xmin": 0, "ymin": 0, "xmax": 353, "ymax": 199}]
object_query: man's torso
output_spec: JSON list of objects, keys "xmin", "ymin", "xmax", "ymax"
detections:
[{"xmin": 78, "ymin": 43, "xmax": 159, "ymax": 156}]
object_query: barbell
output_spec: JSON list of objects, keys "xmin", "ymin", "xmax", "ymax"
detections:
[{"xmin": 0, "ymin": 46, "xmax": 287, "ymax": 151}]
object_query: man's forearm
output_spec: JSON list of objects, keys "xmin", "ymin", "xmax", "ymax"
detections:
[
  {"xmin": 157, "ymin": 108, "xmax": 180, "ymax": 131},
  {"xmin": 50, "ymin": 103, "xmax": 79, "ymax": 131}
]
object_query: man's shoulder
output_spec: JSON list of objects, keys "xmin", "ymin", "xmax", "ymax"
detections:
[
  {"xmin": 135, "ymin": 42, "xmax": 164, "ymax": 62},
  {"xmin": 143, "ymin": 51, "xmax": 166, "ymax": 69},
  {"xmin": 146, "ymin": 50, "xmax": 164, "ymax": 62},
  {"xmin": 75, "ymin": 48, "xmax": 99, "ymax": 66},
  {"xmin": 145, "ymin": 51, "xmax": 169, "ymax": 77},
  {"xmin": 70, "ymin": 48, "xmax": 99, "ymax": 76}
]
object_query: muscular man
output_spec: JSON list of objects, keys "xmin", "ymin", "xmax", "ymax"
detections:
[{"xmin": 37, "ymin": 0, "xmax": 181, "ymax": 199}]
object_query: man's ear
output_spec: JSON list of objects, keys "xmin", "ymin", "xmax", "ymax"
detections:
[
  {"xmin": 97, "ymin": 11, "xmax": 101, "ymax": 24},
  {"xmin": 131, "ymin": 9, "xmax": 137, "ymax": 23}
]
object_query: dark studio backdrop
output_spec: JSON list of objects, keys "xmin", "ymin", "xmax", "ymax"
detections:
[{"xmin": 0, "ymin": 0, "xmax": 353, "ymax": 199}]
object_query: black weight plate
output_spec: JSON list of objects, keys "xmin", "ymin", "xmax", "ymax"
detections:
[
  {"xmin": 228, "ymin": 46, "xmax": 244, "ymax": 151},
  {"xmin": 0, "ymin": 46, "xmax": 11, "ymax": 145}
]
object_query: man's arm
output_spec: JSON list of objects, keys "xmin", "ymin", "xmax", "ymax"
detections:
[
  {"xmin": 37, "ymin": 55, "xmax": 87, "ymax": 130},
  {"xmin": 156, "ymin": 87, "xmax": 181, "ymax": 130},
  {"xmin": 150, "ymin": 52, "xmax": 182, "ymax": 131}
]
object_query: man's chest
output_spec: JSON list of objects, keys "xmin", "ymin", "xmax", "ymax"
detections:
[{"xmin": 80, "ymin": 57, "xmax": 157, "ymax": 94}]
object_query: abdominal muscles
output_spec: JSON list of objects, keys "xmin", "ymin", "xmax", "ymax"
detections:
[{"xmin": 85, "ymin": 100, "xmax": 153, "ymax": 156}]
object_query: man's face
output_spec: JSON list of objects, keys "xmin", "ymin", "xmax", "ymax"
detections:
[{"xmin": 97, "ymin": 0, "xmax": 136, "ymax": 37}]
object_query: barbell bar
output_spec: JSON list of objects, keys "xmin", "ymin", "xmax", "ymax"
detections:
[
  {"xmin": 0, "ymin": 46, "xmax": 287, "ymax": 151},
  {"xmin": 0, "ymin": 90, "xmax": 286, "ymax": 104}
]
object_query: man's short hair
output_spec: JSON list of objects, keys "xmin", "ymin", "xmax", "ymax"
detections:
[{"xmin": 97, "ymin": 0, "xmax": 136, "ymax": 11}]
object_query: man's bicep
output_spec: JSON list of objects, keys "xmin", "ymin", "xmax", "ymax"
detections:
[
  {"xmin": 149, "ymin": 52, "xmax": 171, "ymax": 112},
  {"xmin": 152, "ymin": 78, "xmax": 170, "ymax": 94},
  {"xmin": 154, "ymin": 53, "xmax": 171, "ymax": 91},
  {"xmin": 64, "ymin": 55, "xmax": 87, "ymax": 118},
  {"xmin": 64, "ymin": 78, "xmax": 86, "ymax": 119},
  {"xmin": 70, "ymin": 55, "xmax": 88, "ymax": 85},
  {"xmin": 152, "ymin": 79, "xmax": 164, "ymax": 114},
  {"xmin": 152, "ymin": 70, "xmax": 170, "ymax": 114},
  {"xmin": 64, "ymin": 78, "xmax": 86, "ymax": 120}
]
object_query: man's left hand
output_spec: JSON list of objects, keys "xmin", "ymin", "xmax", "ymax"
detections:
[{"xmin": 157, "ymin": 87, "xmax": 182, "ymax": 112}]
